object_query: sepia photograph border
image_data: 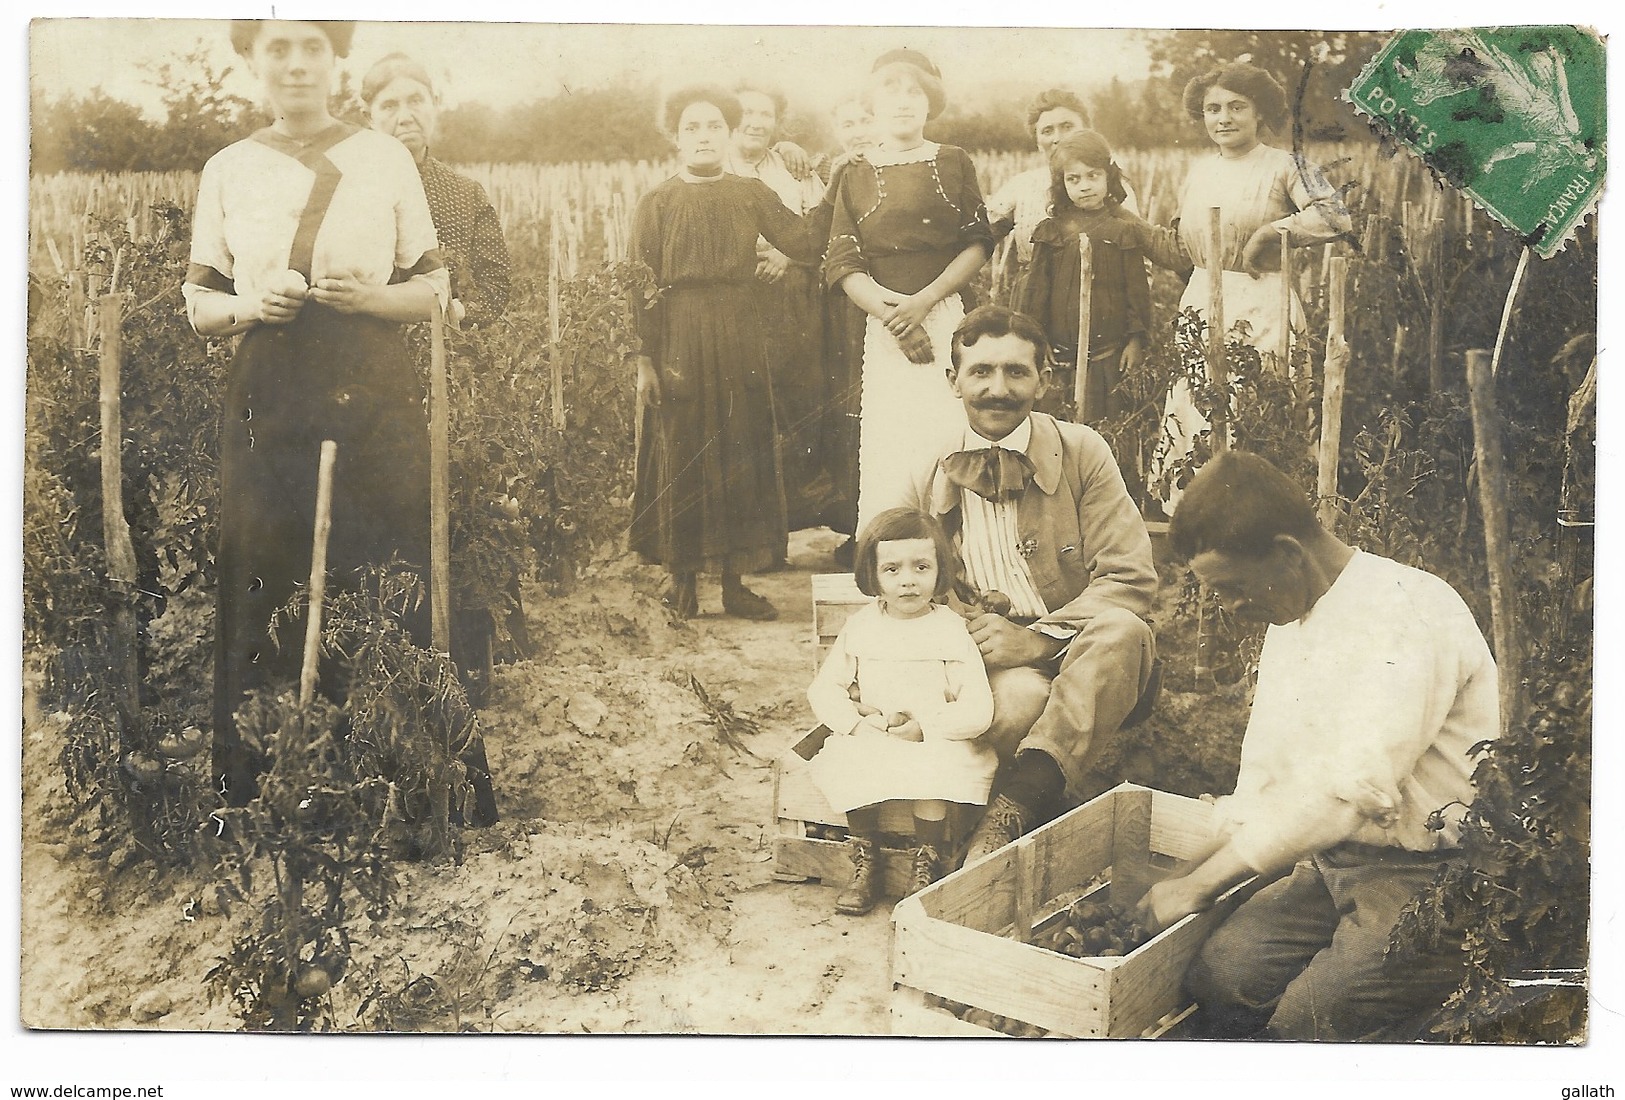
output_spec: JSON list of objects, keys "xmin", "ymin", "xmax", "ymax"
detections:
[{"xmin": 7, "ymin": 0, "xmax": 1620, "ymax": 1093}]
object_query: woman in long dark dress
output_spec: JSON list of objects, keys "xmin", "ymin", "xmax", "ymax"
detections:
[
  {"xmin": 630, "ymin": 85, "xmax": 817, "ymax": 621},
  {"xmin": 726, "ymin": 80, "xmax": 831, "ymax": 535},
  {"xmin": 185, "ymin": 20, "xmax": 451, "ymax": 806}
]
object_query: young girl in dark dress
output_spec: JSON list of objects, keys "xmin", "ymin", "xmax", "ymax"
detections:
[
  {"xmin": 629, "ymin": 85, "xmax": 818, "ymax": 621},
  {"xmin": 1016, "ymin": 130, "xmax": 1159, "ymax": 424}
]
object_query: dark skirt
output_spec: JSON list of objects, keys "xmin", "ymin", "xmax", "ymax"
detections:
[
  {"xmin": 755, "ymin": 263, "xmax": 831, "ymax": 531},
  {"xmin": 212, "ymin": 305, "xmax": 431, "ymax": 804},
  {"xmin": 631, "ymin": 282, "xmax": 787, "ymax": 575},
  {"xmin": 819, "ymin": 292, "xmax": 867, "ymax": 536}
]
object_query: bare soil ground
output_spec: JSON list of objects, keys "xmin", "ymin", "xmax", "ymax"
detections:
[{"xmin": 20, "ymin": 528, "xmax": 1247, "ymax": 1034}]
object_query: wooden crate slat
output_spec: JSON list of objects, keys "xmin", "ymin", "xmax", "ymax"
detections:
[
  {"xmin": 921, "ymin": 788, "xmax": 1116, "ymax": 933},
  {"xmin": 1028, "ymin": 792, "xmax": 1118, "ymax": 912},
  {"xmin": 811, "ymin": 572, "xmax": 866, "ymax": 601},
  {"xmin": 916, "ymin": 840, "xmax": 1020, "ymax": 932},
  {"xmin": 772, "ymin": 835, "xmax": 922, "ymax": 897},
  {"xmin": 1148, "ymin": 788, "xmax": 1219, "ymax": 861},
  {"xmin": 889, "ymin": 989, "xmax": 1009, "ymax": 1037},
  {"xmin": 893, "ymin": 897, "xmax": 1113, "ymax": 1037},
  {"xmin": 787, "ymin": 725, "xmax": 832, "ymax": 763},
  {"xmin": 811, "ymin": 572, "xmax": 868, "ymax": 663},
  {"xmin": 1104, "ymin": 877, "xmax": 1260, "ymax": 1037},
  {"xmin": 1109, "ymin": 786, "xmax": 1155, "ymax": 907}
]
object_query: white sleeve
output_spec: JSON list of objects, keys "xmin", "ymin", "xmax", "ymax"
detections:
[
  {"xmin": 807, "ymin": 626, "xmax": 865, "ymax": 736},
  {"xmin": 1229, "ymin": 595, "xmax": 1477, "ymax": 873},
  {"xmin": 187, "ymin": 155, "xmax": 233, "ymax": 280},
  {"xmin": 915, "ymin": 620, "xmax": 995, "ymax": 742},
  {"xmin": 390, "ymin": 142, "xmax": 451, "ymax": 311},
  {"xmin": 182, "ymin": 155, "xmax": 234, "ymax": 330}
]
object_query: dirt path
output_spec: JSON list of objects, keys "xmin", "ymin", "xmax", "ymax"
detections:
[
  {"xmin": 21, "ymin": 523, "xmax": 1249, "ymax": 1035},
  {"xmin": 21, "ymin": 528, "xmax": 900, "ymax": 1034}
]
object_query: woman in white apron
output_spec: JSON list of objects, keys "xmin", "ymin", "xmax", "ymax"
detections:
[{"xmin": 1149, "ymin": 62, "xmax": 1351, "ymax": 511}]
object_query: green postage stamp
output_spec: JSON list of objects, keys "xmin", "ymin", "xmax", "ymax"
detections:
[{"xmin": 1345, "ymin": 27, "xmax": 1605, "ymax": 258}]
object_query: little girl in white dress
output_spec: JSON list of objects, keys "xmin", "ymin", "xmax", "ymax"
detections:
[{"xmin": 806, "ymin": 508, "xmax": 995, "ymax": 915}]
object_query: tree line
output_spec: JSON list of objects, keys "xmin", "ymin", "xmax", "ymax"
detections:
[{"xmin": 30, "ymin": 30, "xmax": 1385, "ymax": 174}]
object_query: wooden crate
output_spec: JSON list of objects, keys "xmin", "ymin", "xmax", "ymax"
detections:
[
  {"xmin": 811, "ymin": 572, "xmax": 868, "ymax": 666},
  {"xmin": 771, "ymin": 725, "xmax": 965, "ymax": 894},
  {"xmin": 888, "ymin": 783, "xmax": 1257, "ymax": 1039}
]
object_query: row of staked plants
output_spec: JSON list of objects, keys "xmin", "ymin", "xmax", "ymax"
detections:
[
  {"xmin": 23, "ymin": 196, "xmax": 651, "ymax": 1029},
  {"xmin": 1057, "ymin": 166, "xmax": 1594, "ymax": 1042}
]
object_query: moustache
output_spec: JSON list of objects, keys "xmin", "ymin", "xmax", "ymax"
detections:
[{"xmin": 969, "ymin": 397, "xmax": 1025, "ymax": 411}]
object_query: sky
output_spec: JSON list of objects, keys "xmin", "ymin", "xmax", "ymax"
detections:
[{"xmin": 29, "ymin": 19, "xmax": 1155, "ymax": 120}]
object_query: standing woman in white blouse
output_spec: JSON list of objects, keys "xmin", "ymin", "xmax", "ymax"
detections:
[
  {"xmin": 1146, "ymin": 62, "xmax": 1351, "ymax": 511},
  {"xmin": 183, "ymin": 20, "xmax": 452, "ymax": 805}
]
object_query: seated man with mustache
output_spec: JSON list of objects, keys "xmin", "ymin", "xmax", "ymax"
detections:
[{"xmin": 884, "ymin": 305, "xmax": 1157, "ymax": 864}]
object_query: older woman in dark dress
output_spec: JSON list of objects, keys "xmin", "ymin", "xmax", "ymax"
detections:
[
  {"xmin": 362, "ymin": 53, "xmax": 511, "ymax": 330},
  {"xmin": 363, "ymin": 52, "xmax": 520, "ymax": 718}
]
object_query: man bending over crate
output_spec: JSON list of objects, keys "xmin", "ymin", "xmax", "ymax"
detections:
[
  {"xmin": 884, "ymin": 304, "xmax": 1158, "ymax": 866},
  {"xmin": 1138, "ymin": 450, "xmax": 1498, "ymax": 1041}
]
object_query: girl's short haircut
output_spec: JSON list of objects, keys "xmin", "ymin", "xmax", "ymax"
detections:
[
  {"xmin": 1025, "ymin": 88, "xmax": 1092, "ymax": 135},
  {"xmin": 230, "ymin": 20, "xmax": 355, "ymax": 58},
  {"xmin": 1167, "ymin": 451, "xmax": 1322, "ymax": 561},
  {"xmin": 734, "ymin": 79, "xmax": 789, "ymax": 124},
  {"xmin": 852, "ymin": 508, "xmax": 958, "ymax": 600},
  {"xmin": 1047, "ymin": 129, "xmax": 1128, "ymax": 212},
  {"xmin": 866, "ymin": 48, "xmax": 946, "ymax": 120},
  {"xmin": 661, "ymin": 84, "xmax": 744, "ymax": 136},
  {"xmin": 1182, "ymin": 62, "xmax": 1289, "ymax": 131},
  {"xmin": 361, "ymin": 53, "xmax": 436, "ymax": 106}
]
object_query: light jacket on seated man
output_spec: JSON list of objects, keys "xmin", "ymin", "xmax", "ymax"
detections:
[{"xmin": 882, "ymin": 304, "xmax": 1157, "ymax": 863}]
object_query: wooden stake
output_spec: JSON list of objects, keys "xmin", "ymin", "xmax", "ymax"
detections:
[
  {"xmin": 1276, "ymin": 226, "xmax": 1292, "ymax": 374},
  {"xmin": 428, "ymin": 298, "xmax": 452, "ymax": 657},
  {"xmin": 298, "ymin": 441, "xmax": 338, "ymax": 708},
  {"xmin": 1466, "ymin": 349, "xmax": 1524, "ymax": 736},
  {"xmin": 1391, "ymin": 324, "xmax": 1408, "ymax": 385},
  {"xmin": 97, "ymin": 293, "xmax": 141, "ymax": 754},
  {"xmin": 1073, "ymin": 232, "xmax": 1094, "ymax": 422},
  {"xmin": 1428, "ymin": 216, "xmax": 1446, "ymax": 394},
  {"xmin": 1361, "ymin": 212, "xmax": 1382, "ymax": 258},
  {"xmin": 549, "ymin": 218, "xmax": 565, "ymax": 430},
  {"xmin": 1317, "ymin": 259, "xmax": 1350, "ymax": 528},
  {"xmin": 427, "ymin": 295, "xmax": 455, "ymax": 856},
  {"xmin": 1193, "ymin": 209, "xmax": 1228, "ymax": 685},
  {"xmin": 1206, "ymin": 207, "xmax": 1228, "ymax": 453}
]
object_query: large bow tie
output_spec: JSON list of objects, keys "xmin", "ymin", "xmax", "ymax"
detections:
[{"xmin": 942, "ymin": 446, "xmax": 1035, "ymax": 503}]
